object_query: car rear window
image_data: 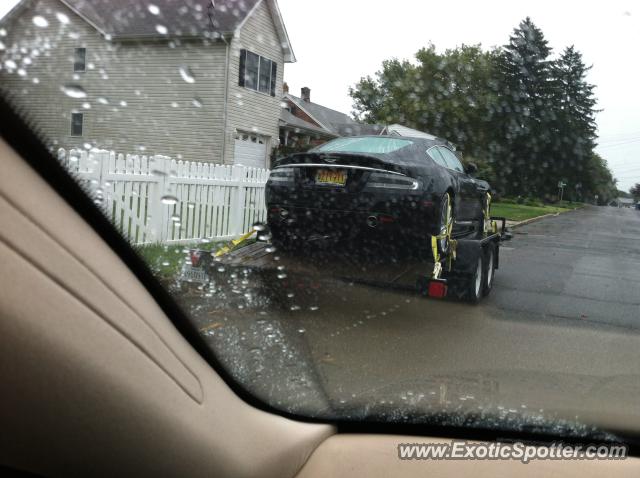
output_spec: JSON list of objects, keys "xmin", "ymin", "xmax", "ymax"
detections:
[{"xmin": 314, "ymin": 137, "xmax": 413, "ymax": 154}]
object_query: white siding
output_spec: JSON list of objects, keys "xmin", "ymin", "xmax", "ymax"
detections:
[
  {"xmin": 225, "ymin": 0, "xmax": 285, "ymax": 167},
  {"xmin": 0, "ymin": 0, "xmax": 228, "ymax": 163}
]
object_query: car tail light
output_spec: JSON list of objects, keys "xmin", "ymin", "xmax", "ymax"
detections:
[
  {"xmin": 364, "ymin": 172, "xmax": 419, "ymax": 190},
  {"xmin": 268, "ymin": 167, "xmax": 295, "ymax": 184}
]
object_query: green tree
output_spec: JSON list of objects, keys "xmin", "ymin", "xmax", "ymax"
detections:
[
  {"xmin": 549, "ymin": 46, "xmax": 598, "ymax": 198},
  {"xmin": 493, "ymin": 17, "xmax": 556, "ymax": 196},
  {"xmin": 350, "ymin": 44, "xmax": 497, "ymax": 162},
  {"xmin": 631, "ymin": 183, "xmax": 640, "ymax": 200}
]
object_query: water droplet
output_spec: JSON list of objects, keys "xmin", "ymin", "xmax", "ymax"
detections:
[
  {"xmin": 187, "ymin": 202, "xmax": 195, "ymax": 209},
  {"xmin": 119, "ymin": 100, "xmax": 127, "ymax": 107},
  {"xmin": 83, "ymin": 142, "xmax": 92, "ymax": 149},
  {"xmin": 171, "ymin": 214, "xmax": 181, "ymax": 222},
  {"xmin": 297, "ymin": 328, "xmax": 305, "ymax": 333},
  {"xmin": 171, "ymin": 101, "xmax": 179, "ymax": 108},
  {"xmin": 161, "ymin": 261, "xmax": 170, "ymax": 266},
  {"xmin": 56, "ymin": 12, "xmax": 69, "ymax": 24},
  {"xmin": 253, "ymin": 223, "xmax": 266, "ymax": 231},
  {"xmin": 290, "ymin": 305, "xmax": 301, "ymax": 311},
  {"xmin": 97, "ymin": 97, "xmax": 109, "ymax": 105},
  {"xmin": 82, "ymin": 102, "xmax": 91, "ymax": 109},
  {"xmin": 192, "ymin": 97, "xmax": 203, "ymax": 108},
  {"xmin": 155, "ymin": 24, "xmax": 168, "ymax": 35},
  {"xmin": 148, "ymin": 4, "xmax": 160, "ymax": 15},
  {"xmin": 0, "ymin": 41, "xmax": 5, "ymax": 51},
  {"xmin": 4, "ymin": 59, "xmax": 17, "ymax": 69},
  {"xmin": 32, "ymin": 78, "xmax": 40, "ymax": 84},
  {"xmin": 277, "ymin": 273, "xmax": 287, "ymax": 279},
  {"xmin": 161, "ymin": 195, "xmax": 178, "ymax": 205},
  {"xmin": 32, "ymin": 16, "xmax": 49, "ymax": 28},
  {"xmin": 217, "ymin": 266, "xmax": 226, "ymax": 272},
  {"xmin": 0, "ymin": 28, "xmax": 6, "ymax": 37},
  {"xmin": 17, "ymin": 68, "xmax": 26, "ymax": 76},
  {"xmin": 179, "ymin": 65, "xmax": 195, "ymax": 83},
  {"xmin": 22, "ymin": 57, "xmax": 32, "ymax": 65},
  {"xmin": 309, "ymin": 306, "xmax": 319, "ymax": 311},
  {"xmin": 265, "ymin": 246, "xmax": 276, "ymax": 253},
  {"xmin": 60, "ymin": 84, "xmax": 87, "ymax": 99}
]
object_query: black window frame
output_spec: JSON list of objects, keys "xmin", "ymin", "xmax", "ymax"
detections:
[
  {"xmin": 239, "ymin": 49, "xmax": 277, "ymax": 97},
  {"xmin": 70, "ymin": 112, "xmax": 84, "ymax": 136},
  {"xmin": 74, "ymin": 47, "xmax": 86, "ymax": 73}
]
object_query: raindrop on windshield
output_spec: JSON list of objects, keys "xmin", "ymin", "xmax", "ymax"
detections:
[
  {"xmin": 155, "ymin": 24, "xmax": 168, "ymax": 35},
  {"xmin": 56, "ymin": 12, "xmax": 70, "ymax": 24},
  {"xmin": 192, "ymin": 97, "xmax": 203, "ymax": 107},
  {"xmin": 148, "ymin": 4, "xmax": 160, "ymax": 15},
  {"xmin": 161, "ymin": 195, "xmax": 178, "ymax": 205},
  {"xmin": 32, "ymin": 16, "xmax": 49, "ymax": 28},
  {"xmin": 179, "ymin": 66, "xmax": 195, "ymax": 83},
  {"xmin": 97, "ymin": 97, "xmax": 109, "ymax": 105},
  {"xmin": 4, "ymin": 59, "xmax": 17, "ymax": 69},
  {"xmin": 82, "ymin": 102, "xmax": 91, "ymax": 109},
  {"xmin": 60, "ymin": 84, "xmax": 87, "ymax": 99}
]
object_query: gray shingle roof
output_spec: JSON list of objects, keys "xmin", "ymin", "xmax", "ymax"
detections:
[
  {"xmin": 279, "ymin": 109, "xmax": 336, "ymax": 137},
  {"xmin": 285, "ymin": 93, "xmax": 358, "ymax": 135},
  {"xmin": 60, "ymin": 0, "xmax": 259, "ymax": 38}
]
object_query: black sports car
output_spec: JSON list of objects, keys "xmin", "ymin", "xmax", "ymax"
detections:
[{"xmin": 265, "ymin": 135, "xmax": 491, "ymax": 255}]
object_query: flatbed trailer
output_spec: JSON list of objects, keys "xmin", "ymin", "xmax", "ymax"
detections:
[{"xmin": 184, "ymin": 217, "xmax": 512, "ymax": 304}]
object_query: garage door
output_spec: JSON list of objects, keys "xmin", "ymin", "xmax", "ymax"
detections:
[{"xmin": 234, "ymin": 132, "xmax": 268, "ymax": 169}]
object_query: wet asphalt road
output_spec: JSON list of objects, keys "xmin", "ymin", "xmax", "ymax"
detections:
[{"xmin": 182, "ymin": 205, "xmax": 640, "ymax": 424}]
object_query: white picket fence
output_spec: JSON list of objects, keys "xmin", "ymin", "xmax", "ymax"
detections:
[{"xmin": 58, "ymin": 148, "xmax": 269, "ymax": 245}]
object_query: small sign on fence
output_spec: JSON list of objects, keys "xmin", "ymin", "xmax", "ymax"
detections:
[{"xmin": 58, "ymin": 148, "xmax": 270, "ymax": 245}]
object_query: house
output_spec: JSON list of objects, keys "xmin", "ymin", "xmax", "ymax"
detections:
[
  {"xmin": 0, "ymin": 0, "xmax": 295, "ymax": 169},
  {"xmin": 277, "ymin": 85, "xmax": 438, "ymax": 152},
  {"xmin": 610, "ymin": 197, "xmax": 636, "ymax": 208}
]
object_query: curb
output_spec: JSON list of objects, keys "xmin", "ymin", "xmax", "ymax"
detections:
[{"xmin": 506, "ymin": 207, "xmax": 582, "ymax": 230}]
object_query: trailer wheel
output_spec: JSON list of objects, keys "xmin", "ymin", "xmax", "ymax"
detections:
[
  {"xmin": 483, "ymin": 243, "xmax": 496, "ymax": 297},
  {"xmin": 463, "ymin": 255, "xmax": 484, "ymax": 304}
]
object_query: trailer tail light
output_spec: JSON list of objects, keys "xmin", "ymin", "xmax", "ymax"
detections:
[
  {"xmin": 427, "ymin": 279, "xmax": 448, "ymax": 299},
  {"xmin": 189, "ymin": 250, "xmax": 202, "ymax": 267}
]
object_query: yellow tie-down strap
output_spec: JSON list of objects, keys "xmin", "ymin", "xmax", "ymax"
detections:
[
  {"xmin": 483, "ymin": 192, "xmax": 492, "ymax": 234},
  {"xmin": 430, "ymin": 235, "xmax": 457, "ymax": 279},
  {"xmin": 214, "ymin": 229, "xmax": 257, "ymax": 258}
]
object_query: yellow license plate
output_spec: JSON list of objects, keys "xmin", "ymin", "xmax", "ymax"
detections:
[{"xmin": 315, "ymin": 169, "xmax": 347, "ymax": 186}]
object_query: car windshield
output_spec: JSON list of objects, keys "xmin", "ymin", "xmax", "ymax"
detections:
[
  {"xmin": 314, "ymin": 136, "xmax": 413, "ymax": 153},
  {"xmin": 2, "ymin": 0, "xmax": 640, "ymax": 446}
]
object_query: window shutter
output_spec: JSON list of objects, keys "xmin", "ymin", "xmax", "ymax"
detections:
[
  {"xmin": 239, "ymin": 49, "xmax": 247, "ymax": 87},
  {"xmin": 270, "ymin": 61, "xmax": 277, "ymax": 97}
]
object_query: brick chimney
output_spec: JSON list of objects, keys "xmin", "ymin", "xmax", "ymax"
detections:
[
  {"xmin": 283, "ymin": 82, "xmax": 289, "ymax": 94},
  {"xmin": 301, "ymin": 86, "xmax": 311, "ymax": 103}
]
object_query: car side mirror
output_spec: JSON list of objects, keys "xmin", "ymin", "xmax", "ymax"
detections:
[{"xmin": 464, "ymin": 162, "xmax": 478, "ymax": 175}]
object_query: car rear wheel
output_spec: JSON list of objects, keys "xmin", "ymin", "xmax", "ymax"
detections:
[{"xmin": 436, "ymin": 192, "xmax": 454, "ymax": 256}]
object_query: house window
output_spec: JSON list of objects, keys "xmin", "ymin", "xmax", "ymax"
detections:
[
  {"xmin": 74, "ymin": 48, "xmax": 86, "ymax": 72},
  {"xmin": 239, "ymin": 49, "xmax": 277, "ymax": 96},
  {"xmin": 70, "ymin": 112, "xmax": 84, "ymax": 136}
]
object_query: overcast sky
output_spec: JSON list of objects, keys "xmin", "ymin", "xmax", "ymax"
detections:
[{"xmin": 1, "ymin": 0, "xmax": 639, "ymax": 191}]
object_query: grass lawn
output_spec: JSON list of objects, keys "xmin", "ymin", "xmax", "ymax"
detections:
[{"xmin": 491, "ymin": 202, "xmax": 578, "ymax": 222}]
